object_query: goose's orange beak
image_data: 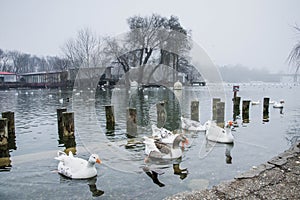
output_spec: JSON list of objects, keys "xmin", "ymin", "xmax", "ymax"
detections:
[
  {"xmin": 184, "ymin": 138, "xmax": 189, "ymax": 145},
  {"xmin": 96, "ymin": 158, "xmax": 101, "ymax": 164},
  {"xmin": 181, "ymin": 138, "xmax": 189, "ymax": 148}
]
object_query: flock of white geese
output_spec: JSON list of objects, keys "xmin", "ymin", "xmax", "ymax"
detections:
[{"xmin": 55, "ymin": 116, "xmax": 236, "ymax": 179}]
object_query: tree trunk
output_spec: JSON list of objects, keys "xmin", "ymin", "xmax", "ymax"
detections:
[
  {"xmin": 138, "ymin": 48, "xmax": 153, "ymax": 84},
  {"xmin": 139, "ymin": 49, "xmax": 144, "ymax": 66}
]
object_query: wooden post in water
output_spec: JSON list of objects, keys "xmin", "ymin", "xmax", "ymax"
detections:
[
  {"xmin": 105, "ymin": 105, "xmax": 115, "ymax": 130},
  {"xmin": 57, "ymin": 108, "xmax": 67, "ymax": 136},
  {"xmin": 126, "ymin": 108, "xmax": 137, "ymax": 137},
  {"xmin": 216, "ymin": 101, "xmax": 225, "ymax": 128},
  {"xmin": 233, "ymin": 85, "xmax": 240, "ymax": 99},
  {"xmin": 263, "ymin": 97, "xmax": 270, "ymax": 122},
  {"xmin": 242, "ymin": 100, "xmax": 250, "ymax": 123},
  {"xmin": 233, "ymin": 96, "xmax": 241, "ymax": 121},
  {"xmin": 62, "ymin": 112, "xmax": 74, "ymax": 138},
  {"xmin": 212, "ymin": 98, "xmax": 221, "ymax": 121},
  {"xmin": 63, "ymin": 137, "xmax": 77, "ymax": 156},
  {"xmin": 0, "ymin": 118, "xmax": 8, "ymax": 147},
  {"xmin": 2, "ymin": 111, "xmax": 16, "ymax": 150},
  {"xmin": 191, "ymin": 100, "xmax": 199, "ymax": 122},
  {"xmin": 2, "ymin": 112, "xmax": 15, "ymax": 138},
  {"xmin": 156, "ymin": 101, "xmax": 166, "ymax": 128}
]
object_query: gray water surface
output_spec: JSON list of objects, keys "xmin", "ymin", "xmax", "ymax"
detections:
[{"xmin": 0, "ymin": 83, "xmax": 299, "ymax": 200}]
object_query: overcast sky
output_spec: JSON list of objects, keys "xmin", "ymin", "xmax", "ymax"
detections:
[{"xmin": 1, "ymin": 0, "xmax": 299, "ymax": 73}]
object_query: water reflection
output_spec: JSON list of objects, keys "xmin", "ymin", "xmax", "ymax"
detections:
[
  {"xmin": 173, "ymin": 163, "xmax": 188, "ymax": 180},
  {"xmin": 0, "ymin": 130, "xmax": 16, "ymax": 171},
  {"xmin": 143, "ymin": 157, "xmax": 188, "ymax": 187},
  {"xmin": 280, "ymin": 107, "xmax": 284, "ymax": 115},
  {"xmin": 225, "ymin": 143, "xmax": 234, "ymax": 164},
  {"xmin": 0, "ymin": 84, "xmax": 296, "ymax": 199},
  {"xmin": 59, "ymin": 176, "xmax": 104, "ymax": 197},
  {"xmin": 262, "ymin": 109, "xmax": 270, "ymax": 123},
  {"xmin": 276, "ymin": 107, "xmax": 284, "ymax": 115},
  {"xmin": 143, "ymin": 166, "xmax": 165, "ymax": 187},
  {"xmin": 111, "ymin": 86, "xmax": 181, "ymax": 136},
  {"xmin": 0, "ymin": 145, "xmax": 11, "ymax": 171},
  {"xmin": 204, "ymin": 140, "xmax": 234, "ymax": 164},
  {"xmin": 88, "ymin": 177, "xmax": 105, "ymax": 197}
]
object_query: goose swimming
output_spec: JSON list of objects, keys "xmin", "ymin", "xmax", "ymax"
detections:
[
  {"xmin": 204, "ymin": 121, "xmax": 234, "ymax": 143},
  {"xmin": 181, "ymin": 117, "xmax": 206, "ymax": 132},
  {"xmin": 55, "ymin": 151, "xmax": 101, "ymax": 179},
  {"xmin": 251, "ymin": 100, "xmax": 260, "ymax": 105},
  {"xmin": 273, "ymin": 102, "xmax": 283, "ymax": 108},
  {"xmin": 151, "ymin": 124, "xmax": 173, "ymax": 141},
  {"xmin": 151, "ymin": 124, "xmax": 188, "ymax": 145},
  {"xmin": 143, "ymin": 135, "xmax": 188, "ymax": 159}
]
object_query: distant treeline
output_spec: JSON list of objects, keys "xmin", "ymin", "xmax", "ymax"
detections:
[
  {"xmin": 218, "ymin": 65, "xmax": 280, "ymax": 82},
  {"xmin": 0, "ymin": 48, "xmax": 69, "ymax": 74}
]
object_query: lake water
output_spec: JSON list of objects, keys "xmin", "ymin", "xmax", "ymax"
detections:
[{"xmin": 0, "ymin": 82, "xmax": 299, "ymax": 200}]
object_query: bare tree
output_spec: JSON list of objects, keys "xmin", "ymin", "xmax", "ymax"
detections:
[
  {"xmin": 288, "ymin": 25, "xmax": 300, "ymax": 81},
  {"xmin": 8, "ymin": 51, "xmax": 31, "ymax": 73},
  {"xmin": 103, "ymin": 36, "xmax": 132, "ymax": 87},
  {"xmin": 102, "ymin": 14, "xmax": 191, "ymax": 86},
  {"xmin": 46, "ymin": 56, "xmax": 70, "ymax": 71},
  {"xmin": 61, "ymin": 27, "xmax": 104, "ymax": 69},
  {"xmin": 61, "ymin": 27, "xmax": 106, "ymax": 87},
  {"xmin": 126, "ymin": 14, "xmax": 191, "ymax": 84},
  {"xmin": 0, "ymin": 49, "xmax": 12, "ymax": 72}
]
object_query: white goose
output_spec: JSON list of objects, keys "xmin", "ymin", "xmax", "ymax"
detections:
[
  {"xmin": 251, "ymin": 100, "xmax": 260, "ymax": 105},
  {"xmin": 204, "ymin": 121, "xmax": 234, "ymax": 143},
  {"xmin": 55, "ymin": 151, "xmax": 101, "ymax": 179},
  {"xmin": 151, "ymin": 124, "xmax": 189, "ymax": 146},
  {"xmin": 181, "ymin": 117, "xmax": 206, "ymax": 132},
  {"xmin": 151, "ymin": 124, "xmax": 174, "ymax": 143},
  {"xmin": 269, "ymin": 100, "xmax": 275, "ymax": 104},
  {"xmin": 273, "ymin": 101, "xmax": 284, "ymax": 108},
  {"xmin": 143, "ymin": 135, "xmax": 188, "ymax": 159}
]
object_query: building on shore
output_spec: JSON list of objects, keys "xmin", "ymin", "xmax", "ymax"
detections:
[
  {"xmin": 18, "ymin": 71, "xmax": 69, "ymax": 88},
  {"xmin": 0, "ymin": 72, "xmax": 17, "ymax": 83},
  {"xmin": 0, "ymin": 72, "xmax": 18, "ymax": 89}
]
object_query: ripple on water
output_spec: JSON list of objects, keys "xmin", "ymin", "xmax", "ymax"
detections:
[{"xmin": 0, "ymin": 85, "xmax": 300, "ymax": 199}]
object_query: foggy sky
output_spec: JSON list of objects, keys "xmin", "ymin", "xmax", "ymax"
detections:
[{"xmin": 1, "ymin": 0, "xmax": 299, "ymax": 73}]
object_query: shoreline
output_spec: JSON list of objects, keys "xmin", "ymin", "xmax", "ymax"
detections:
[{"xmin": 165, "ymin": 141, "xmax": 300, "ymax": 199}]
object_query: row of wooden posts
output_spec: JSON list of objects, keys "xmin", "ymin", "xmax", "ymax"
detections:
[
  {"xmin": 0, "ymin": 96, "xmax": 271, "ymax": 147},
  {"xmin": 104, "ymin": 101, "xmax": 201, "ymax": 133},
  {"xmin": 55, "ymin": 96, "xmax": 271, "ymax": 138},
  {"xmin": 0, "ymin": 109, "xmax": 75, "ymax": 148},
  {"xmin": 232, "ymin": 96, "xmax": 271, "ymax": 123},
  {"xmin": 103, "ymin": 97, "xmax": 271, "ymax": 131}
]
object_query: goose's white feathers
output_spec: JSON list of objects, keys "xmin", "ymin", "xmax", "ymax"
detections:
[
  {"xmin": 55, "ymin": 151, "xmax": 101, "ymax": 179},
  {"xmin": 204, "ymin": 120, "xmax": 234, "ymax": 143},
  {"xmin": 181, "ymin": 117, "xmax": 206, "ymax": 131},
  {"xmin": 143, "ymin": 135, "xmax": 188, "ymax": 159}
]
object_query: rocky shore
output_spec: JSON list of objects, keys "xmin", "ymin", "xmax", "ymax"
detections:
[{"xmin": 165, "ymin": 141, "xmax": 300, "ymax": 200}]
